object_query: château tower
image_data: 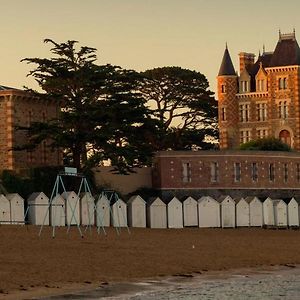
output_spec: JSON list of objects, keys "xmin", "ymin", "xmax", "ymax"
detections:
[
  {"xmin": 217, "ymin": 45, "xmax": 238, "ymax": 149},
  {"xmin": 217, "ymin": 30, "xmax": 300, "ymax": 150}
]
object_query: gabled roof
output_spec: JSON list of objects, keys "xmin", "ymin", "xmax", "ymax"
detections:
[
  {"xmin": 269, "ymin": 32, "xmax": 300, "ymax": 67},
  {"xmin": 0, "ymin": 85, "xmax": 18, "ymax": 91},
  {"xmin": 218, "ymin": 46, "xmax": 236, "ymax": 76}
]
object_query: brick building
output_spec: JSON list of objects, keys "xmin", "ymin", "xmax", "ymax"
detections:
[
  {"xmin": 0, "ymin": 86, "xmax": 61, "ymax": 172},
  {"xmin": 152, "ymin": 31, "xmax": 300, "ymax": 199},
  {"xmin": 152, "ymin": 150, "xmax": 300, "ymax": 199},
  {"xmin": 218, "ymin": 30, "xmax": 300, "ymax": 149}
]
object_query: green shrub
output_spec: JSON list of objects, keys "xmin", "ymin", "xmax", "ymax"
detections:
[{"xmin": 239, "ymin": 137, "xmax": 291, "ymax": 151}]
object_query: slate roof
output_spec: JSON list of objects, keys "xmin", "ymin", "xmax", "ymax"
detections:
[
  {"xmin": 269, "ymin": 34, "xmax": 300, "ymax": 67},
  {"xmin": 218, "ymin": 46, "xmax": 236, "ymax": 76}
]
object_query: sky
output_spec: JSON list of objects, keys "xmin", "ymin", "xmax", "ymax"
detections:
[{"xmin": 1, "ymin": 0, "xmax": 300, "ymax": 94}]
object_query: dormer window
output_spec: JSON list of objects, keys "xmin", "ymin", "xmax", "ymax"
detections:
[
  {"xmin": 240, "ymin": 81, "xmax": 249, "ymax": 93},
  {"xmin": 257, "ymin": 79, "xmax": 265, "ymax": 92}
]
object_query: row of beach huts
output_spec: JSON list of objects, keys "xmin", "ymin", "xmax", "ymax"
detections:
[{"xmin": 0, "ymin": 192, "xmax": 298, "ymax": 229}]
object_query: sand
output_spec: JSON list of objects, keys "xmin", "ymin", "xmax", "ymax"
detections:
[{"xmin": 0, "ymin": 226, "xmax": 300, "ymax": 299}]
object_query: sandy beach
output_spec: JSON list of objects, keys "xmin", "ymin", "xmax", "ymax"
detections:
[{"xmin": 1, "ymin": 226, "xmax": 300, "ymax": 299}]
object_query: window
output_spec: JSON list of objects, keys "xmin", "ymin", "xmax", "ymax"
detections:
[
  {"xmin": 256, "ymin": 103, "xmax": 267, "ymax": 121},
  {"xmin": 279, "ymin": 77, "xmax": 287, "ymax": 90},
  {"xmin": 240, "ymin": 81, "xmax": 249, "ymax": 93},
  {"xmin": 239, "ymin": 104, "xmax": 250, "ymax": 122},
  {"xmin": 251, "ymin": 163, "xmax": 258, "ymax": 182},
  {"xmin": 279, "ymin": 101, "xmax": 288, "ymax": 119},
  {"xmin": 221, "ymin": 85, "xmax": 226, "ymax": 93},
  {"xmin": 283, "ymin": 163, "xmax": 288, "ymax": 183},
  {"xmin": 257, "ymin": 128, "xmax": 268, "ymax": 139},
  {"xmin": 210, "ymin": 162, "xmax": 219, "ymax": 182},
  {"xmin": 269, "ymin": 163, "xmax": 275, "ymax": 182},
  {"xmin": 297, "ymin": 164, "xmax": 300, "ymax": 182},
  {"xmin": 182, "ymin": 162, "xmax": 191, "ymax": 183},
  {"xmin": 234, "ymin": 162, "xmax": 241, "ymax": 182},
  {"xmin": 257, "ymin": 79, "xmax": 265, "ymax": 92},
  {"xmin": 221, "ymin": 107, "xmax": 226, "ymax": 121},
  {"xmin": 240, "ymin": 130, "xmax": 251, "ymax": 144}
]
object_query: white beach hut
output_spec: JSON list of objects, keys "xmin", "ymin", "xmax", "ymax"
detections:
[
  {"xmin": 198, "ymin": 196, "xmax": 220, "ymax": 228},
  {"xmin": 111, "ymin": 198, "xmax": 127, "ymax": 227},
  {"xmin": 50, "ymin": 194, "xmax": 65, "ymax": 226},
  {"xmin": 61, "ymin": 191, "xmax": 80, "ymax": 225},
  {"xmin": 273, "ymin": 199, "xmax": 288, "ymax": 227},
  {"xmin": 80, "ymin": 192, "xmax": 95, "ymax": 226},
  {"xmin": 287, "ymin": 198, "xmax": 299, "ymax": 227},
  {"xmin": 263, "ymin": 197, "xmax": 275, "ymax": 226},
  {"xmin": 27, "ymin": 192, "xmax": 49, "ymax": 225},
  {"xmin": 183, "ymin": 196, "xmax": 198, "ymax": 227},
  {"xmin": 127, "ymin": 195, "xmax": 146, "ymax": 228},
  {"xmin": 0, "ymin": 195, "xmax": 10, "ymax": 224},
  {"xmin": 218, "ymin": 195, "xmax": 235, "ymax": 228},
  {"xmin": 96, "ymin": 194, "xmax": 110, "ymax": 227},
  {"xmin": 146, "ymin": 197, "xmax": 167, "ymax": 229},
  {"xmin": 6, "ymin": 193, "xmax": 24, "ymax": 224},
  {"xmin": 167, "ymin": 197, "xmax": 183, "ymax": 228},
  {"xmin": 234, "ymin": 197, "xmax": 250, "ymax": 227},
  {"xmin": 245, "ymin": 196, "xmax": 263, "ymax": 227}
]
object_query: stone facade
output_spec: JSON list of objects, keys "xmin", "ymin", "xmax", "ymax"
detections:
[
  {"xmin": 218, "ymin": 31, "xmax": 300, "ymax": 150},
  {"xmin": 152, "ymin": 150, "xmax": 300, "ymax": 199},
  {"xmin": 0, "ymin": 87, "xmax": 61, "ymax": 172}
]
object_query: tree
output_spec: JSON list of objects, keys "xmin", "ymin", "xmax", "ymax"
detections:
[
  {"xmin": 140, "ymin": 67, "xmax": 218, "ymax": 150},
  {"xmin": 239, "ymin": 137, "xmax": 291, "ymax": 151},
  {"xmin": 20, "ymin": 39, "xmax": 157, "ymax": 173}
]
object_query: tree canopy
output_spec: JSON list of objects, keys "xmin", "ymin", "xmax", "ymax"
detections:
[
  {"xmin": 21, "ymin": 39, "xmax": 157, "ymax": 173},
  {"xmin": 140, "ymin": 67, "xmax": 218, "ymax": 150},
  {"xmin": 19, "ymin": 40, "xmax": 218, "ymax": 174},
  {"xmin": 239, "ymin": 137, "xmax": 291, "ymax": 151}
]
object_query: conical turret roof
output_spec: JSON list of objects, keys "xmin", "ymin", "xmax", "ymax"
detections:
[{"xmin": 218, "ymin": 45, "xmax": 236, "ymax": 76}]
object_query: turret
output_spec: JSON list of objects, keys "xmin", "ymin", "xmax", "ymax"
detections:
[{"xmin": 217, "ymin": 45, "xmax": 238, "ymax": 149}]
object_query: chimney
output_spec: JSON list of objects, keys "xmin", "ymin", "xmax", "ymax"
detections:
[{"xmin": 239, "ymin": 52, "xmax": 255, "ymax": 74}]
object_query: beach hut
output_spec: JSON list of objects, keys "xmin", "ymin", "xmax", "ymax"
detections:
[
  {"xmin": 218, "ymin": 195, "xmax": 235, "ymax": 228},
  {"xmin": 287, "ymin": 198, "xmax": 299, "ymax": 227},
  {"xmin": 27, "ymin": 192, "xmax": 49, "ymax": 225},
  {"xmin": 167, "ymin": 197, "xmax": 183, "ymax": 228},
  {"xmin": 183, "ymin": 196, "xmax": 198, "ymax": 227},
  {"xmin": 6, "ymin": 193, "xmax": 24, "ymax": 224},
  {"xmin": 273, "ymin": 199, "xmax": 288, "ymax": 227},
  {"xmin": 198, "ymin": 196, "xmax": 220, "ymax": 228},
  {"xmin": 61, "ymin": 191, "xmax": 80, "ymax": 225},
  {"xmin": 50, "ymin": 194, "xmax": 65, "ymax": 226},
  {"xmin": 263, "ymin": 197, "xmax": 275, "ymax": 226},
  {"xmin": 234, "ymin": 197, "xmax": 250, "ymax": 227},
  {"xmin": 96, "ymin": 194, "xmax": 110, "ymax": 227},
  {"xmin": 80, "ymin": 192, "xmax": 95, "ymax": 226},
  {"xmin": 245, "ymin": 196, "xmax": 263, "ymax": 227},
  {"xmin": 146, "ymin": 197, "xmax": 167, "ymax": 228},
  {"xmin": 127, "ymin": 195, "xmax": 146, "ymax": 228},
  {"xmin": 111, "ymin": 198, "xmax": 127, "ymax": 227},
  {"xmin": 0, "ymin": 195, "xmax": 10, "ymax": 224}
]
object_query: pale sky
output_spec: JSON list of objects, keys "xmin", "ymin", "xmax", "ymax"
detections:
[{"xmin": 1, "ymin": 0, "xmax": 300, "ymax": 94}]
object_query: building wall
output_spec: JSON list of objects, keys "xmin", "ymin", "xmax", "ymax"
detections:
[
  {"xmin": 93, "ymin": 166, "xmax": 152, "ymax": 195},
  {"xmin": 218, "ymin": 58, "xmax": 300, "ymax": 150},
  {"xmin": 0, "ymin": 90, "xmax": 62, "ymax": 172},
  {"xmin": 153, "ymin": 150, "xmax": 300, "ymax": 198}
]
